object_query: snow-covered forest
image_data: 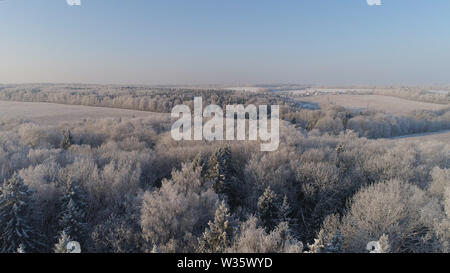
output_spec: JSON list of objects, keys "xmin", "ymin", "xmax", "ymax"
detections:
[{"xmin": 0, "ymin": 85, "xmax": 449, "ymax": 253}]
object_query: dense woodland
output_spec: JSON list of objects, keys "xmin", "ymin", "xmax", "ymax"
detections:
[{"xmin": 0, "ymin": 85, "xmax": 449, "ymax": 253}]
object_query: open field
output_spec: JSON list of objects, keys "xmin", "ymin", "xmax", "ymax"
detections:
[
  {"xmin": 223, "ymin": 87, "xmax": 266, "ymax": 92},
  {"xmin": 391, "ymin": 130, "xmax": 450, "ymax": 143},
  {"xmin": 299, "ymin": 94, "xmax": 449, "ymax": 115},
  {"xmin": 0, "ymin": 100, "xmax": 168, "ymax": 125}
]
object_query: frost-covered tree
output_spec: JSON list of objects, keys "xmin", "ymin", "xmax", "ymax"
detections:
[
  {"xmin": 91, "ymin": 213, "xmax": 141, "ymax": 253},
  {"xmin": 377, "ymin": 234, "xmax": 391, "ymax": 253},
  {"xmin": 271, "ymin": 221, "xmax": 304, "ymax": 253},
  {"xmin": 340, "ymin": 180, "xmax": 432, "ymax": 253},
  {"xmin": 0, "ymin": 174, "xmax": 41, "ymax": 253},
  {"xmin": 278, "ymin": 195, "xmax": 296, "ymax": 229},
  {"xmin": 60, "ymin": 129, "xmax": 73, "ymax": 150},
  {"xmin": 308, "ymin": 229, "xmax": 342, "ymax": 253},
  {"xmin": 227, "ymin": 216, "xmax": 303, "ymax": 253},
  {"xmin": 54, "ymin": 231, "xmax": 72, "ymax": 253},
  {"xmin": 257, "ymin": 187, "xmax": 281, "ymax": 231},
  {"xmin": 193, "ymin": 153, "xmax": 208, "ymax": 177},
  {"xmin": 335, "ymin": 143, "xmax": 345, "ymax": 154},
  {"xmin": 198, "ymin": 201, "xmax": 234, "ymax": 253},
  {"xmin": 141, "ymin": 163, "xmax": 218, "ymax": 253}
]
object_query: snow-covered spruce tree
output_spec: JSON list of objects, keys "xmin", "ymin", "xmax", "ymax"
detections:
[
  {"xmin": 54, "ymin": 231, "xmax": 72, "ymax": 253},
  {"xmin": 207, "ymin": 146, "xmax": 239, "ymax": 208},
  {"xmin": 197, "ymin": 201, "xmax": 234, "ymax": 253},
  {"xmin": 58, "ymin": 179, "xmax": 87, "ymax": 244},
  {"xmin": 0, "ymin": 174, "xmax": 41, "ymax": 253},
  {"xmin": 278, "ymin": 194, "xmax": 297, "ymax": 229},
  {"xmin": 257, "ymin": 187, "xmax": 281, "ymax": 232},
  {"xmin": 279, "ymin": 195, "xmax": 290, "ymax": 222}
]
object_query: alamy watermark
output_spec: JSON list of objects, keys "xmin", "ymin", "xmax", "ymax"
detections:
[
  {"xmin": 171, "ymin": 97, "xmax": 280, "ymax": 152},
  {"xmin": 66, "ymin": 0, "xmax": 81, "ymax": 6}
]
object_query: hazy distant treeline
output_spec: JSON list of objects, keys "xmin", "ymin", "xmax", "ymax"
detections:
[
  {"xmin": 0, "ymin": 84, "xmax": 297, "ymax": 113},
  {"xmin": 0, "ymin": 117, "xmax": 449, "ymax": 253}
]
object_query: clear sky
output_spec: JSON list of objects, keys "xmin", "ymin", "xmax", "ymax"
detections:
[{"xmin": 1, "ymin": 0, "xmax": 450, "ymax": 85}]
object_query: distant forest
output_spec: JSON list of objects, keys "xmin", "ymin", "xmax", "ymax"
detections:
[{"xmin": 1, "ymin": 84, "xmax": 449, "ymax": 138}]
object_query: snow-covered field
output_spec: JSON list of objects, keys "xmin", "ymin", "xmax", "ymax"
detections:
[
  {"xmin": 390, "ymin": 130, "xmax": 450, "ymax": 144},
  {"xmin": 223, "ymin": 87, "xmax": 266, "ymax": 92},
  {"xmin": 288, "ymin": 88, "xmax": 372, "ymax": 95},
  {"xmin": 0, "ymin": 101, "xmax": 168, "ymax": 125},
  {"xmin": 298, "ymin": 94, "xmax": 448, "ymax": 115},
  {"xmin": 429, "ymin": 90, "xmax": 450, "ymax": 95}
]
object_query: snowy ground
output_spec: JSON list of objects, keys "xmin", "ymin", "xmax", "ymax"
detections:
[
  {"xmin": 297, "ymin": 94, "xmax": 448, "ymax": 115},
  {"xmin": 223, "ymin": 87, "xmax": 266, "ymax": 92},
  {"xmin": 0, "ymin": 101, "xmax": 168, "ymax": 125},
  {"xmin": 389, "ymin": 130, "xmax": 450, "ymax": 143}
]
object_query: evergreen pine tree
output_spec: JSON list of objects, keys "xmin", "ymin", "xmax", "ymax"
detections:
[
  {"xmin": 54, "ymin": 231, "xmax": 72, "ymax": 253},
  {"xmin": 197, "ymin": 201, "xmax": 233, "ymax": 253},
  {"xmin": 58, "ymin": 179, "xmax": 87, "ymax": 244},
  {"xmin": 257, "ymin": 187, "xmax": 280, "ymax": 231},
  {"xmin": 60, "ymin": 129, "xmax": 73, "ymax": 150},
  {"xmin": 207, "ymin": 146, "xmax": 238, "ymax": 207},
  {"xmin": 278, "ymin": 194, "xmax": 297, "ymax": 228},
  {"xmin": 0, "ymin": 174, "xmax": 41, "ymax": 253}
]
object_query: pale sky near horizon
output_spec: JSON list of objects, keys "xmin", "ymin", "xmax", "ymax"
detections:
[{"xmin": 1, "ymin": 0, "xmax": 450, "ymax": 85}]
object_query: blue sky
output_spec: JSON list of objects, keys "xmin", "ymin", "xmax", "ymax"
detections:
[{"xmin": 1, "ymin": 0, "xmax": 450, "ymax": 85}]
